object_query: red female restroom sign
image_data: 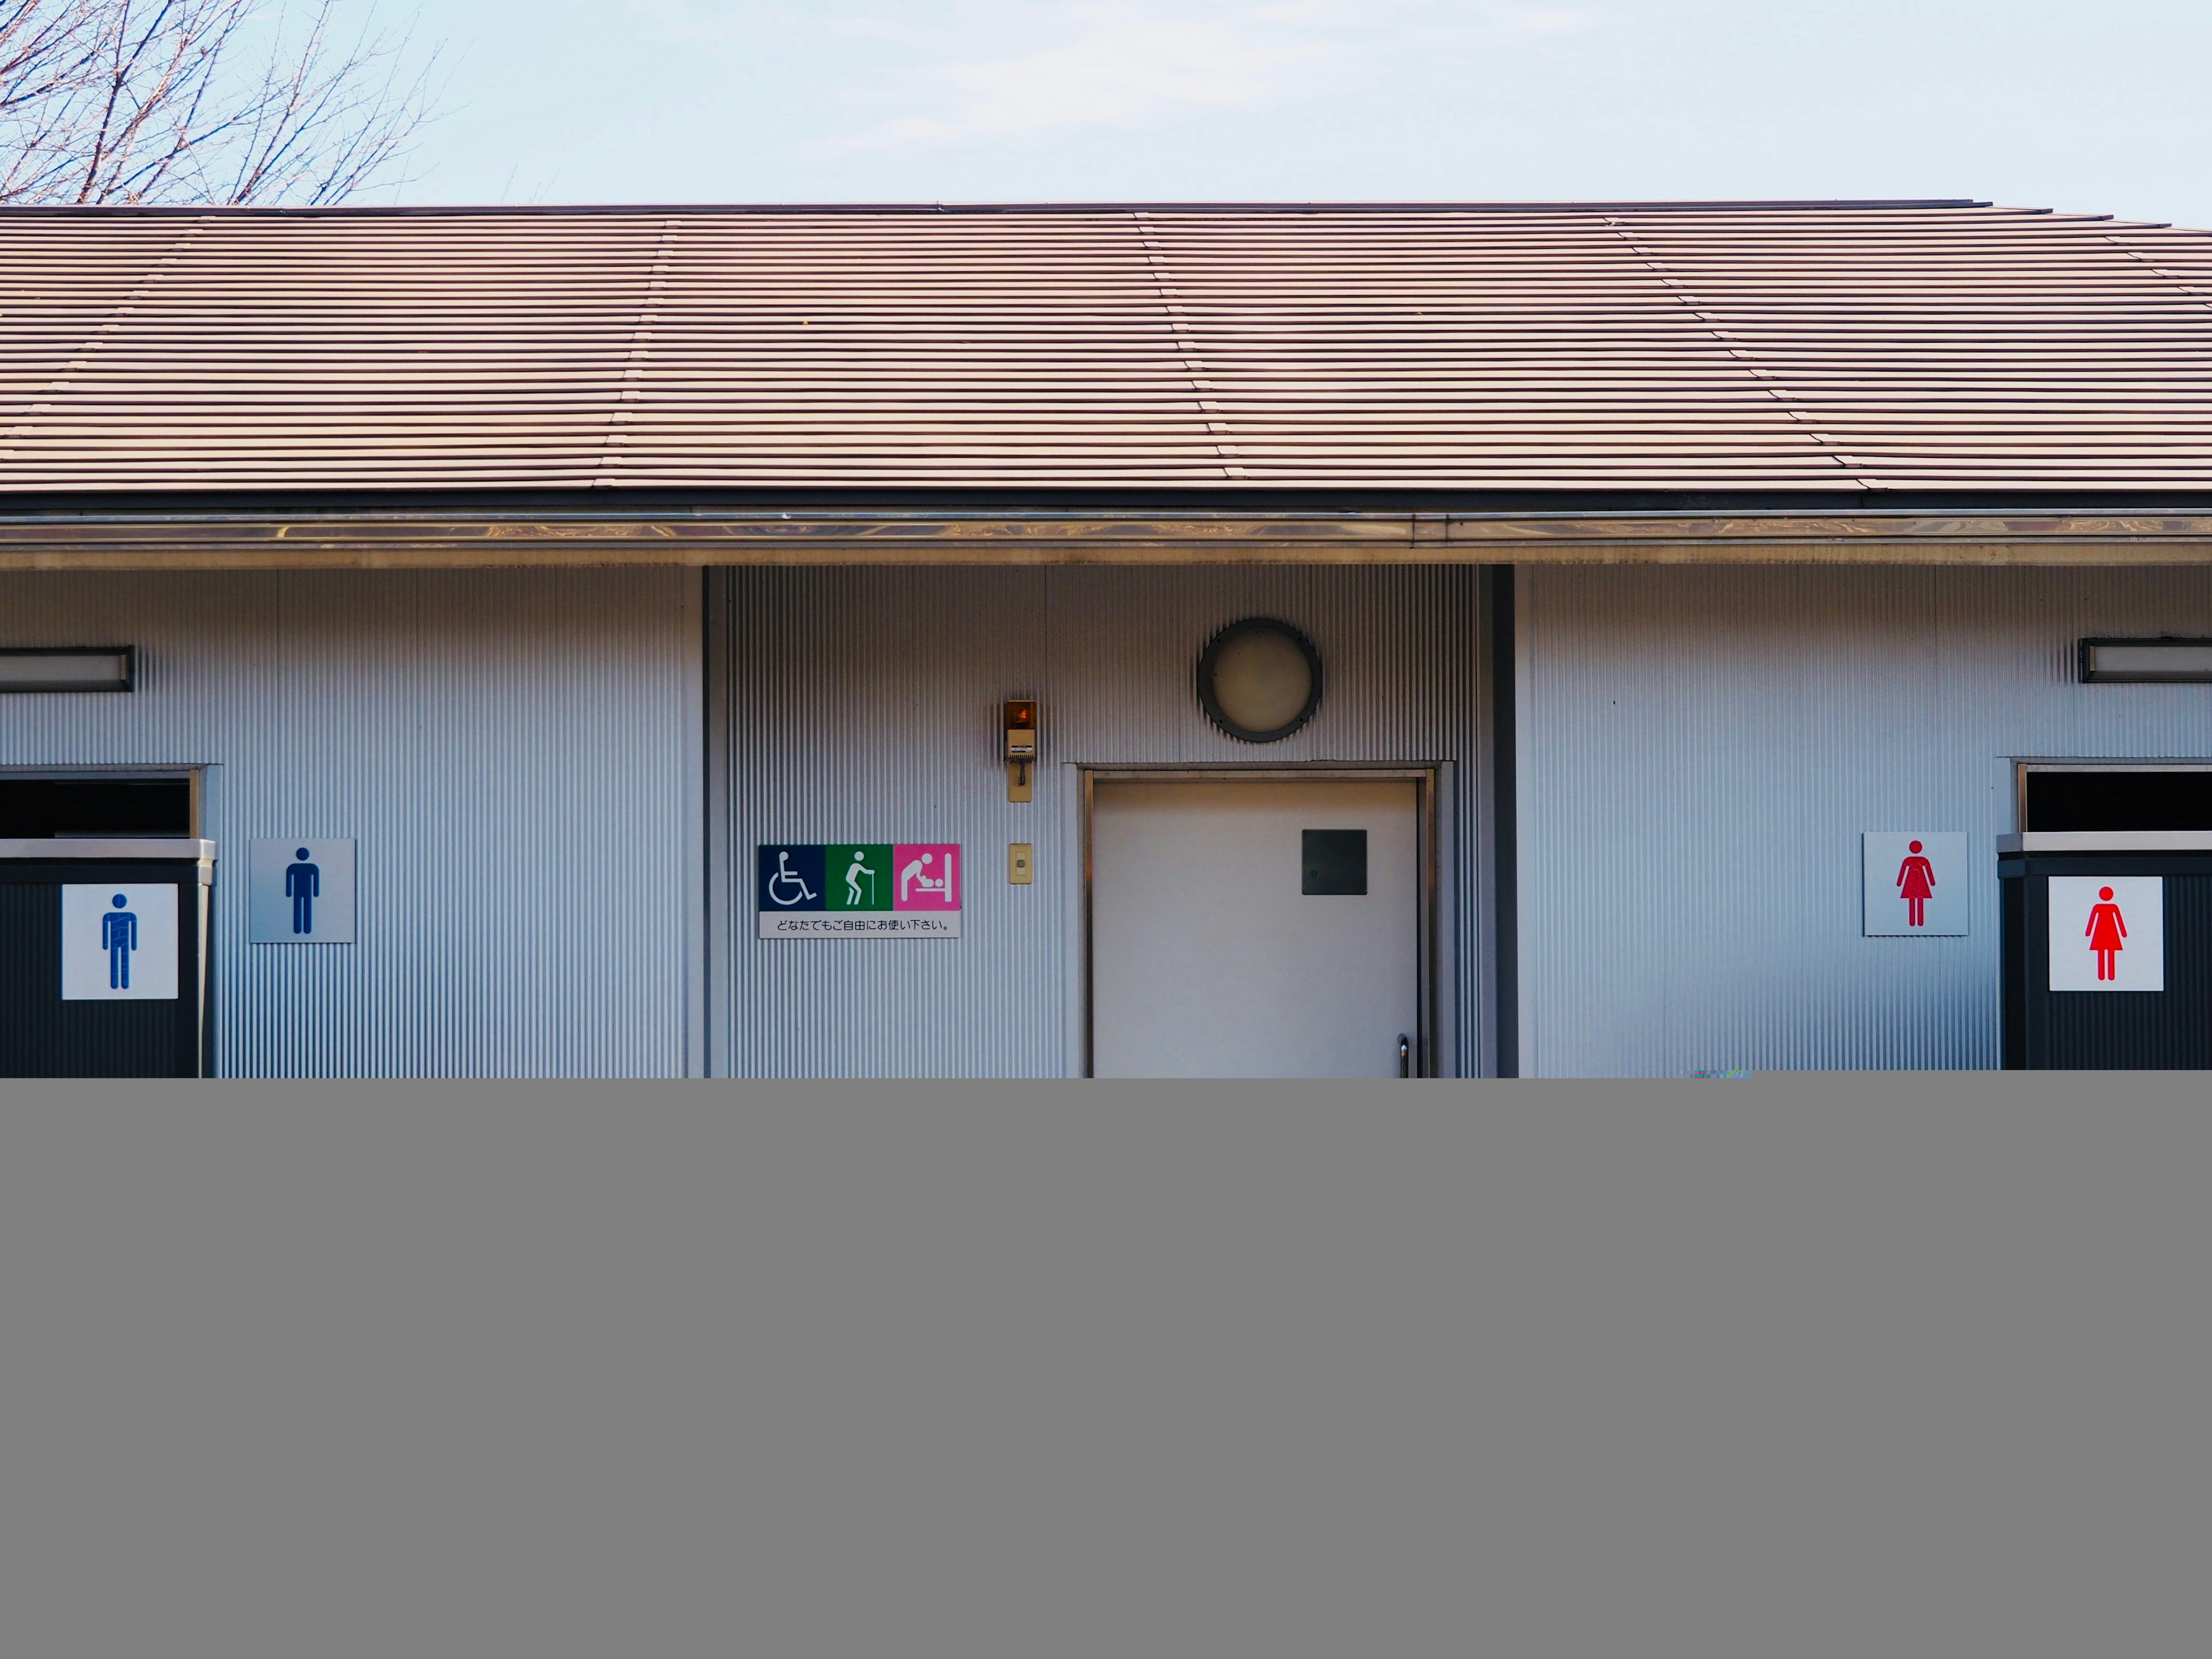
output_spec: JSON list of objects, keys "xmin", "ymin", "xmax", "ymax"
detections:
[
  {"xmin": 2047, "ymin": 876, "xmax": 2165, "ymax": 991},
  {"xmin": 1861, "ymin": 833, "xmax": 1968, "ymax": 936}
]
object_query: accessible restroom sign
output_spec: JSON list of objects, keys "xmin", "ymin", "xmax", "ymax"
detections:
[{"xmin": 757, "ymin": 843, "xmax": 961, "ymax": 937}]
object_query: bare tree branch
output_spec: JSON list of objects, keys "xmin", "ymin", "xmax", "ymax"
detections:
[
  {"xmin": 0, "ymin": 2, "xmax": 109, "ymax": 199},
  {"xmin": 0, "ymin": 0, "xmax": 441, "ymax": 205}
]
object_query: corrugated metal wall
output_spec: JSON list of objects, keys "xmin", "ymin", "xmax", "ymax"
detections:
[
  {"xmin": 0, "ymin": 570, "xmax": 700, "ymax": 1077},
  {"xmin": 1518, "ymin": 565, "xmax": 2212, "ymax": 1075},
  {"xmin": 713, "ymin": 567, "xmax": 1493, "ymax": 1077}
]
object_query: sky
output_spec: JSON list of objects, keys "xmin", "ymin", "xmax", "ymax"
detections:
[{"xmin": 385, "ymin": 1, "xmax": 2212, "ymax": 228}]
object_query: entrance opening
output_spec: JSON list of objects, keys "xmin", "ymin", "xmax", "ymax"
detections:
[
  {"xmin": 1087, "ymin": 774, "xmax": 1430, "ymax": 1078},
  {"xmin": 0, "ymin": 777, "xmax": 193, "ymax": 839},
  {"xmin": 0, "ymin": 783, "xmax": 211, "ymax": 1078},
  {"xmin": 2021, "ymin": 765, "xmax": 2212, "ymax": 832}
]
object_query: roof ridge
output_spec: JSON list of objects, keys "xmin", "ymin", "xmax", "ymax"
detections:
[{"xmin": 0, "ymin": 199, "xmax": 1999, "ymax": 219}]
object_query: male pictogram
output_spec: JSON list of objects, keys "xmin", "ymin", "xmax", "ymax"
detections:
[
  {"xmin": 285, "ymin": 848, "xmax": 321, "ymax": 934},
  {"xmin": 1895, "ymin": 839, "xmax": 1937, "ymax": 927},
  {"xmin": 2085, "ymin": 886, "xmax": 2127, "ymax": 981},
  {"xmin": 101, "ymin": 894, "xmax": 138, "ymax": 990}
]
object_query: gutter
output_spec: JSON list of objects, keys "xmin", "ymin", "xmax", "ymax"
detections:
[{"xmin": 7, "ymin": 506, "xmax": 2212, "ymax": 570}]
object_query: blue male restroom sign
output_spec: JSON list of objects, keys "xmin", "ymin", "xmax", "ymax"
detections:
[
  {"xmin": 248, "ymin": 839, "xmax": 357, "ymax": 943},
  {"xmin": 61, "ymin": 884, "xmax": 180, "ymax": 1000}
]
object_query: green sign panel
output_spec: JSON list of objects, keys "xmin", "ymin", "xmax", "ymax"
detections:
[{"xmin": 825, "ymin": 843, "xmax": 895, "ymax": 911}]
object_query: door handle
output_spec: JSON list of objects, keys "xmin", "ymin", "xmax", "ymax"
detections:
[{"xmin": 1397, "ymin": 1033, "xmax": 1412, "ymax": 1078}]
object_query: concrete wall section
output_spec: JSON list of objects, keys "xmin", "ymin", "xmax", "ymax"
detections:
[
  {"xmin": 1517, "ymin": 565, "xmax": 2212, "ymax": 1075},
  {"xmin": 0, "ymin": 570, "xmax": 701, "ymax": 1077},
  {"xmin": 713, "ymin": 567, "xmax": 1493, "ymax": 1078}
]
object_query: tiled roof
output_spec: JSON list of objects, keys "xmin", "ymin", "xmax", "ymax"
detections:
[{"xmin": 7, "ymin": 200, "xmax": 2212, "ymax": 494}]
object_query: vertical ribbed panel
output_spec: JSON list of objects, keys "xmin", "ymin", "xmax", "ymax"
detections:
[
  {"xmin": 0, "ymin": 569, "xmax": 697, "ymax": 1077},
  {"xmin": 715, "ymin": 566, "xmax": 1491, "ymax": 1077},
  {"xmin": 1519, "ymin": 565, "xmax": 2212, "ymax": 1075}
]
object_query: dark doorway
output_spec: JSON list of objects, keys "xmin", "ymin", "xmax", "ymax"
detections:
[
  {"xmin": 0, "ymin": 849, "xmax": 209, "ymax": 1078},
  {"xmin": 2025, "ymin": 768, "xmax": 2212, "ymax": 833},
  {"xmin": 0, "ymin": 778, "xmax": 192, "ymax": 839}
]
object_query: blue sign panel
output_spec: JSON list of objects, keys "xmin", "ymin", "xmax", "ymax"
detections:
[{"xmin": 757, "ymin": 844, "xmax": 827, "ymax": 912}]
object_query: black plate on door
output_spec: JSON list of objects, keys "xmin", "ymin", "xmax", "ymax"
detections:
[{"xmin": 1301, "ymin": 830, "xmax": 1368, "ymax": 895}]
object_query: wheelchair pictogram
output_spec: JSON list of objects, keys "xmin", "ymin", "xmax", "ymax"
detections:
[
  {"xmin": 768, "ymin": 849, "xmax": 817, "ymax": 907},
  {"xmin": 757, "ymin": 844, "xmax": 828, "ymax": 914}
]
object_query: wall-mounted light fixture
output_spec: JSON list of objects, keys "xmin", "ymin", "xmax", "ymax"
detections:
[
  {"xmin": 2079, "ymin": 638, "xmax": 2212, "ymax": 683},
  {"xmin": 0, "ymin": 647, "xmax": 135, "ymax": 694},
  {"xmin": 1198, "ymin": 618, "xmax": 1321, "ymax": 742},
  {"xmin": 1005, "ymin": 698, "xmax": 1037, "ymax": 802}
]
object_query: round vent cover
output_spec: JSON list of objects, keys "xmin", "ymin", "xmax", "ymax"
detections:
[{"xmin": 1197, "ymin": 618, "xmax": 1321, "ymax": 743}]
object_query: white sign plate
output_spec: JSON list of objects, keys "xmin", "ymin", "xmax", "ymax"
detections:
[
  {"xmin": 249, "ymin": 839, "xmax": 355, "ymax": 944},
  {"xmin": 759, "ymin": 912, "xmax": 962, "ymax": 939},
  {"xmin": 1862, "ymin": 832, "xmax": 1968, "ymax": 935},
  {"xmin": 2048, "ymin": 876, "xmax": 2164, "ymax": 991},
  {"xmin": 62, "ymin": 884, "xmax": 179, "ymax": 1001}
]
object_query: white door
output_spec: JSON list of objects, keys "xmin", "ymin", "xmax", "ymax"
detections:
[{"xmin": 1090, "ymin": 777, "xmax": 1423, "ymax": 1077}]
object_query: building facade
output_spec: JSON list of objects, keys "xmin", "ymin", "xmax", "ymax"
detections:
[
  {"xmin": 6, "ymin": 200, "xmax": 2212, "ymax": 1075},
  {"xmin": 1517, "ymin": 564, "xmax": 2212, "ymax": 1074},
  {"xmin": 1, "ymin": 568, "xmax": 701, "ymax": 1076}
]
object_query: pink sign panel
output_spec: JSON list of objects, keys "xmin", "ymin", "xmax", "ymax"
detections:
[{"xmin": 892, "ymin": 844, "xmax": 960, "ymax": 910}]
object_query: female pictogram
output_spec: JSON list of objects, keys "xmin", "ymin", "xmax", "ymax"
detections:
[
  {"xmin": 2085, "ymin": 886, "xmax": 2127, "ymax": 981},
  {"xmin": 1894, "ymin": 839, "xmax": 1937, "ymax": 927}
]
